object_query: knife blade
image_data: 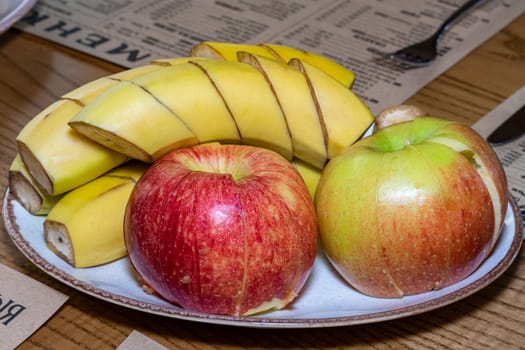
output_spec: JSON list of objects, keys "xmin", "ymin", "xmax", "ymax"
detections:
[{"xmin": 487, "ymin": 103, "xmax": 525, "ymax": 145}]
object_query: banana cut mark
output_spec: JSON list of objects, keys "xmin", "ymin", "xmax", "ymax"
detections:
[
  {"xmin": 191, "ymin": 41, "xmax": 355, "ymax": 88},
  {"xmin": 290, "ymin": 59, "xmax": 374, "ymax": 159},
  {"xmin": 190, "ymin": 42, "xmax": 277, "ymax": 61},
  {"xmin": 261, "ymin": 43, "xmax": 356, "ymax": 88},
  {"xmin": 191, "ymin": 59, "xmax": 294, "ymax": 160},
  {"xmin": 238, "ymin": 52, "xmax": 327, "ymax": 169},
  {"xmin": 134, "ymin": 62, "xmax": 241, "ymax": 145}
]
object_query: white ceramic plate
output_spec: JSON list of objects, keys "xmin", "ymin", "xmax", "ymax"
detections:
[
  {"xmin": 0, "ymin": 0, "xmax": 36, "ymax": 34},
  {"xmin": 2, "ymin": 189, "xmax": 522, "ymax": 328}
]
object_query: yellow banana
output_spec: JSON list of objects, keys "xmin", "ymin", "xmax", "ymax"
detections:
[
  {"xmin": 192, "ymin": 59, "xmax": 294, "ymax": 160},
  {"xmin": 150, "ymin": 56, "xmax": 211, "ymax": 66},
  {"xmin": 44, "ymin": 161, "xmax": 148, "ymax": 268},
  {"xmin": 262, "ymin": 43, "xmax": 355, "ymax": 88},
  {"xmin": 12, "ymin": 41, "xmax": 372, "ymax": 271},
  {"xmin": 69, "ymin": 59, "xmax": 294, "ymax": 162},
  {"xmin": 69, "ymin": 58, "xmax": 373, "ymax": 168},
  {"xmin": 63, "ymin": 57, "xmax": 210, "ymax": 106},
  {"xmin": 132, "ymin": 62, "xmax": 240, "ymax": 146},
  {"xmin": 238, "ymin": 52, "xmax": 327, "ymax": 168},
  {"xmin": 16, "ymin": 99, "xmax": 128, "ymax": 196},
  {"xmin": 291, "ymin": 158, "xmax": 322, "ymax": 199},
  {"xmin": 15, "ymin": 42, "xmax": 371, "ymax": 206},
  {"xmin": 8, "ymin": 154, "xmax": 63, "ymax": 215},
  {"xmin": 289, "ymin": 58, "xmax": 374, "ymax": 159},
  {"xmin": 68, "ymin": 80, "xmax": 199, "ymax": 163},
  {"xmin": 190, "ymin": 41, "xmax": 277, "ymax": 61},
  {"xmin": 190, "ymin": 41, "xmax": 355, "ymax": 88},
  {"xmin": 62, "ymin": 64, "xmax": 164, "ymax": 106},
  {"xmin": 15, "ymin": 58, "xmax": 210, "ymax": 197}
]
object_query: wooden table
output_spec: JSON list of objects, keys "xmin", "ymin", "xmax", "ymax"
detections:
[{"xmin": 1, "ymin": 13, "xmax": 525, "ymax": 349}]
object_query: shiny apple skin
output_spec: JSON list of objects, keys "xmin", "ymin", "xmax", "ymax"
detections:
[
  {"xmin": 124, "ymin": 143, "xmax": 317, "ymax": 316},
  {"xmin": 315, "ymin": 117, "xmax": 508, "ymax": 298}
]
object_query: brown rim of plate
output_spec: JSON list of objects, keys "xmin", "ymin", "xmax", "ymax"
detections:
[{"xmin": 2, "ymin": 188, "xmax": 523, "ymax": 328}]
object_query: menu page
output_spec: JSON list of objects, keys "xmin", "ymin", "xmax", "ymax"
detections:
[
  {"xmin": 14, "ymin": 0, "xmax": 525, "ymax": 115},
  {"xmin": 494, "ymin": 135, "xmax": 525, "ymax": 234},
  {"xmin": 473, "ymin": 85, "xmax": 525, "ymax": 235}
]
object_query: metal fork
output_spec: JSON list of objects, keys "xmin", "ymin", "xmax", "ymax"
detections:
[{"xmin": 368, "ymin": 0, "xmax": 488, "ymax": 67}]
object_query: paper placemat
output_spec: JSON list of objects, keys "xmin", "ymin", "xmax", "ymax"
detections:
[
  {"xmin": 117, "ymin": 330, "xmax": 169, "ymax": 350},
  {"xmin": 0, "ymin": 263, "xmax": 68, "ymax": 350},
  {"xmin": 473, "ymin": 85, "xmax": 525, "ymax": 235},
  {"xmin": 14, "ymin": 0, "xmax": 525, "ymax": 115}
]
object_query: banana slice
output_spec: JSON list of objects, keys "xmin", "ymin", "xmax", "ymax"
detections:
[
  {"xmin": 192, "ymin": 59, "xmax": 294, "ymax": 160},
  {"xmin": 8, "ymin": 154, "xmax": 63, "ymax": 215},
  {"xmin": 44, "ymin": 161, "xmax": 148, "ymax": 268},
  {"xmin": 238, "ymin": 52, "xmax": 327, "ymax": 168},
  {"xmin": 191, "ymin": 41, "xmax": 355, "ymax": 88},
  {"xmin": 16, "ymin": 99, "xmax": 128, "ymax": 196},
  {"xmin": 132, "ymin": 61, "xmax": 240, "ymax": 145},
  {"xmin": 290, "ymin": 59, "xmax": 374, "ymax": 159},
  {"xmin": 69, "ymin": 81, "xmax": 198, "ymax": 163}
]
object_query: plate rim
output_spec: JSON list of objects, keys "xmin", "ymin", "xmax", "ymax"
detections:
[
  {"xmin": 2, "ymin": 188, "xmax": 523, "ymax": 328},
  {"xmin": 0, "ymin": 0, "xmax": 37, "ymax": 34}
]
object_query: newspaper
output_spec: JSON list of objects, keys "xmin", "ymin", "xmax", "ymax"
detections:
[
  {"xmin": 473, "ymin": 85, "xmax": 525, "ymax": 236},
  {"xmin": 14, "ymin": 0, "xmax": 525, "ymax": 115}
]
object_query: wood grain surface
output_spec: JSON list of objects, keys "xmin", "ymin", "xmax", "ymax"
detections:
[{"xmin": 1, "ymin": 13, "xmax": 525, "ymax": 349}]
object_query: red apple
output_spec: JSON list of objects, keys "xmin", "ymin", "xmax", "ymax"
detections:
[
  {"xmin": 124, "ymin": 143, "xmax": 317, "ymax": 316},
  {"xmin": 315, "ymin": 116, "xmax": 508, "ymax": 298}
]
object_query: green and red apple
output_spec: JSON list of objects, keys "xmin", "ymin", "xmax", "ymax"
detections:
[
  {"xmin": 124, "ymin": 143, "xmax": 318, "ymax": 316},
  {"xmin": 315, "ymin": 115, "xmax": 508, "ymax": 298}
]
